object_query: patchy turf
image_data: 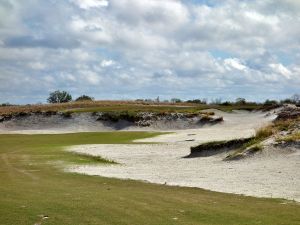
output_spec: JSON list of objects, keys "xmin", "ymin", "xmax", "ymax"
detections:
[{"xmin": 0, "ymin": 132, "xmax": 299, "ymax": 225}]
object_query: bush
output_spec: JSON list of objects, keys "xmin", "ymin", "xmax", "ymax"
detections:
[
  {"xmin": 235, "ymin": 98, "xmax": 246, "ymax": 105},
  {"xmin": 1, "ymin": 102, "xmax": 11, "ymax": 107},
  {"xmin": 255, "ymin": 126, "xmax": 274, "ymax": 139},
  {"xmin": 75, "ymin": 95, "xmax": 94, "ymax": 102},
  {"xmin": 170, "ymin": 98, "xmax": 182, "ymax": 103},
  {"xmin": 186, "ymin": 99, "xmax": 207, "ymax": 104},
  {"xmin": 220, "ymin": 101, "xmax": 232, "ymax": 106},
  {"xmin": 47, "ymin": 90, "xmax": 72, "ymax": 103},
  {"xmin": 263, "ymin": 99, "xmax": 278, "ymax": 105}
]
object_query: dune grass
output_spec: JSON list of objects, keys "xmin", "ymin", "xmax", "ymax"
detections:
[
  {"xmin": 189, "ymin": 138, "xmax": 253, "ymax": 157},
  {"xmin": 278, "ymin": 132, "xmax": 300, "ymax": 142},
  {"xmin": 0, "ymin": 100, "xmax": 263, "ymax": 117},
  {"xmin": 0, "ymin": 132, "xmax": 299, "ymax": 225}
]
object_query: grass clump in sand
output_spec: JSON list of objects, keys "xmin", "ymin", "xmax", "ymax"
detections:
[
  {"xmin": 70, "ymin": 152, "xmax": 117, "ymax": 164},
  {"xmin": 277, "ymin": 132, "xmax": 300, "ymax": 143},
  {"xmin": 189, "ymin": 125, "xmax": 274, "ymax": 160},
  {"xmin": 225, "ymin": 126, "xmax": 274, "ymax": 160},
  {"xmin": 189, "ymin": 138, "xmax": 252, "ymax": 157},
  {"xmin": 226, "ymin": 116, "xmax": 300, "ymax": 160}
]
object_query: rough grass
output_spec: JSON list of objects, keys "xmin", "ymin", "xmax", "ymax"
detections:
[
  {"xmin": 278, "ymin": 132, "xmax": 300, "ymax": 142},
  {"xmin": 255, "ymin": 126, "xmax": 274, "ymax": 139},
  {"xmin": 225, "ymin": 117, "xmax": 300, "ymax": 160},
  {"xmin": 189, "ymin": 136, "xmax": 264, "ymax": 160},
  {"xmin": 0, "ymin": 100, "xmax": 264, "ymax": 117},
  {"xmin": 274, "ymin": 117, "xmax": 300, "ymax": 131},
  {"xmin": 1, "ymin": 132, "xmax": 299, "ymax": 225},
  {"xmin": 189, "ymin": 138, "xmax": 253, "ymax": 157},
  {"xmin": 69, "ymin": 152, "xmax": 117, "ymax": 164},
  {"xmin": 225, "ymin": 126, "xmax": 275, "ymax": 160}
]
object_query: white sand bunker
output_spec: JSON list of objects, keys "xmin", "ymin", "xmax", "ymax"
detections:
[{"xmin": 67, "ymin": 111, "xmax": 300, "ymax": 201}]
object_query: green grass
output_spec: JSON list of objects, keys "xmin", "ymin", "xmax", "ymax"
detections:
[{"xmin": 0, "ymin": 132, "xmax": 299, "ymax": 225}]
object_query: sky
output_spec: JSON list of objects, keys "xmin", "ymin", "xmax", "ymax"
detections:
[{"xmin": 0, "ymin": 0, "xmax": 299, "ymax": 104}]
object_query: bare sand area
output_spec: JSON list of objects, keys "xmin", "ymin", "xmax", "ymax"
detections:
[{"xmin": 67, "ymin": 110, "xmax": 300, "ymax": 201}]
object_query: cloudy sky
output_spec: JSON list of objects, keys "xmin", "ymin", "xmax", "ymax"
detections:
[{"xmin": 0, "ymin": 0, "xmax": 299, "ymax": 103}]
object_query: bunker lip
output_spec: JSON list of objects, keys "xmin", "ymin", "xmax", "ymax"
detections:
[{"xmin": 0, "ymin": 111, "xmax": 223, "ymax": 133}]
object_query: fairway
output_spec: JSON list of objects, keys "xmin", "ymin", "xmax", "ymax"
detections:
[{"xmin": 0, "ymin": 132, "xmax": 299, "ymax": 225}]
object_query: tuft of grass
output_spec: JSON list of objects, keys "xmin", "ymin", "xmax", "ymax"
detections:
[
  {"xmin": 248, "ymin": 145, "xmax": 263, "ymax": 154},
  {"xmin": 69, "ymin": 152, "xmax": 117, "ymax": 164},
  {"xmin": 225, "ymin": 144, "xmax": 263, "ymax": 160},
  {"xmin": 277, "ymin": 132, "xmax": 300, "ymax": 143},
  {"xmin": 189, "ymin": 138, "xmax": 253, "ymax": 157},
  {"xmin": 225, "ymin": 126, "xmax": 274, "ymax": 160},
  {"xmin": 273, "ymin": 118, "xmax": 300, "ymax": 131},
  {"xmin": 255, "ymin": 126, "xmax": 274, "ymax": 139}
]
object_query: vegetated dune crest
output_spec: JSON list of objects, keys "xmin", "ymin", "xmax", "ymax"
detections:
[
  {"xmin": 0, "ymin": 109, "xmax": 223, "ymax": 134},
  {"xmin": 66, "ymin": 110, "xmax": 300, "ymax": 202}
]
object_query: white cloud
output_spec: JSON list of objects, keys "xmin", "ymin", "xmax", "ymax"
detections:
[
  {"xmin": 269, "ymin": 63, "xmax": 292, "ymax": 79},
  {"xmin": 70, "ymin": 0, "xmax": 109, "ymax": 9},
  {"xmin": 109, "ymin": 0, "xmax": 189, "ymax": 31},
  {"xmin": 60, "ymin": 73, "xmax": 77, "ymax": 82},
  {"xmin": 101, "ymin": 59, "xmax": 115, "ymax": 67},
  {"xmin": 224, "ymin": 58, "xmax": 247, "ymax": 71},
  {"xmin": 82, "ymin": 70, "xmax": 102, "ymax": 84},
  {"xmin": 0, "ymin": 0, "xmax": 299, "ymax": 103},
  {"xmin": 28, "ymin": 62, "xmax": 46, "ymax": 70}
]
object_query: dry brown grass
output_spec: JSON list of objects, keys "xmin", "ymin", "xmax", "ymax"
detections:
[
  {"xmin": 0, "ymin": 100, "xmax": 198, "ymax": 116},
  {"xmin": 278, "ymin": 132, "xmax": 300, "ymax": 142},
  {"xmin": 255, "ymin": 125, "xmax": 275, "ymax": 139}
]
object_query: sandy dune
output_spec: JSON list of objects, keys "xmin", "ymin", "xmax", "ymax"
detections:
[{"xmin": 67, "ymin": 111, "xmax": 300, "ymax": 201}]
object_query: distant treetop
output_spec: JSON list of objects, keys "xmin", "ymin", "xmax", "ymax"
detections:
[
  {"xmin": 47, "ymin": 90, "xmax": 72, "ymax": 103},
  {"xmin": 75, "ymin": 95, "xmax": 94, "ymax": 102}
]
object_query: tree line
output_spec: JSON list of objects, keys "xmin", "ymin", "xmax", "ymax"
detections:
[{"xmin": 47, "ymin": 91, "xmax": 94, "ymax": 103}]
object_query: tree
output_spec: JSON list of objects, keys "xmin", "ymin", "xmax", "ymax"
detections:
[
  {"xmin": 1, "ymin": 102, "xmax": 11, "ymax": 107},
  {"xmin": 291, "ymin": 94, "xmax": 300, "ymax": 104},
  {"xmin": 47, "ymin": 90, "xmax": 72, "ymax": 103},
  {"xmin": 235, "ymin": 98, "xmax": 246, "ymax": 105},
  {"xmin": 264, "ymin": 99, "xmax": 278, "ymax": 105},
  {"xmin": 170, "ymin": 98, "xmax": 182, "ymax": 103},
  {"xmin": 211, "ymin": 98, "xmax": 222, "ymax": 104},
  {"xmin": 75, "ymin": 95, "xmax": 94, "ymax": 102},
  {"xmin": 186, "ymin": 99, "xmax": 207, "ymax": 104}
]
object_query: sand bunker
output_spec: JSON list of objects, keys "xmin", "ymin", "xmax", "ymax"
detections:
[{"xmin": 67, "ymin": 111, "xmax": 300, "ymax": 201}]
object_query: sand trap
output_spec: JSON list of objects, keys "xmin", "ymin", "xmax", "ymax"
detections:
[
  {"xmin": 67, "ymin": 111, "xmax": 300, "ymax": 201},
  {"xmin": 68, "ymin": 143, "xmax": 300, "ymax": 201}
]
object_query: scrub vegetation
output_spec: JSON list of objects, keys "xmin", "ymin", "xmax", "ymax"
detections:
[
  {"xmin": 1, "ymin": 132, "xmax": 299, "ymax": 225},
  {"xmin": 190, "ymin": 114, "xmax": 300, "ymax": 161},
  {"xmin": 0, "ymin": 99, "xmax": 272, "ymax": 117}
]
